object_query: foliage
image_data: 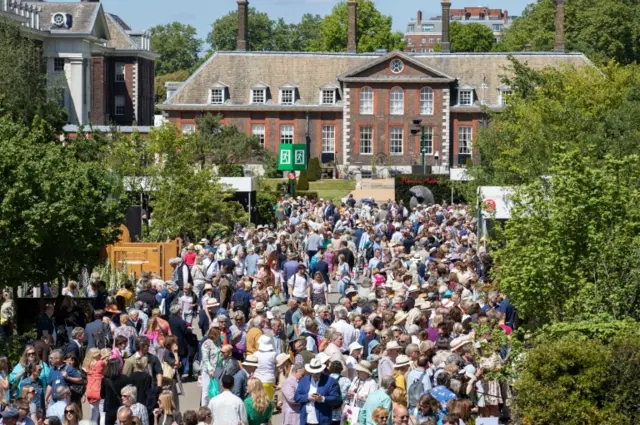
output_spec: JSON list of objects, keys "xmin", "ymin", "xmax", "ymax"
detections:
[
  {"xmin": 0, "ymin": 21, "xmax": 67, "ymax": 132},
  {"xmin": 144, "ymin": 125, "xmax": 248, "ymax": 241},
  {"xmin": 450, "ymin": 22, "xmax": 496, "ymax": 52},
  {"xmin": 541, "ymin": 319, "xmax": 639, "ymax": 343},
  {"xmin": 150, "ymin": 22, "xmax": 203, "ymax": 75},
  {"xmin": 307, "ymin": 157, "xmax": 322, "ymax": 181},
  {"xmin": 0, "ymin": 117, "xmax": 126, "ymax": 288},
  {"xmin": 297, "ymin": 191, "xmax": 319, "ymax": 200},
  {"xmin": 291, "ymin": 14, "xmax": 324, "ymax": 51},
  {"xmin": 0, "ymin": 331, "xmax": 37, "ymax": 366},
  {"xmin": 92, "ymin": 260, "xmax": 133, "ymax": 293},
  {"xmin": 496, "ymin": 0, "xmax": 640, "ymax": 65},
  {"xmin": 319, "ymin": 0, "xmax": 404, "ymax": 53},
  {"xmin": 154, "ymin": 69, "xmax": 190, "ymax": 105},
  {"xmin": 218, "ymin": 164, "xmax": 244, "ymax": 177},
  {"xmin": 207, "ymin": 8, "xmax": 276, "ymax": 52},
  {"xmin": 394, "ymin": 174, "xmax": 462, "ymax": 206},
  {"xmin": 262, "ymin": 152, "xmax": 282, "ymax": 178},
  {"xmin": 297, "ymin": 171, "xmax": 310, "ymax": 191},
  {"xmin": 194, "ymin": 114, "xmax": 266, "ymax": 169},
  {"xmin": 513, "ymin": 331, "xmax": 640, "ymax": 425},
  {"xmin": 256, "ymin": 192, "xmax": 277, "ymax": 226}
]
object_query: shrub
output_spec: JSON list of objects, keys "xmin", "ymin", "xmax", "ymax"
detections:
[
  {"xmin": 297, "ymin": 170, "xmax": 310, "ymax": 191},
  {"xmin": 297, "ymin": 191, "xmax": 319, "ymax": 200},
  {"xmin": 394, "ymin": 174, "xmax": 464, "ymax": 206},
  {"xmin": 308, "ymin": 157, "xmax": 322, "ymax": 181},
  {"xmin": 256, "ymin": 192, "xmax": 277, "ymax": 226},
  {"xmin": 262, "ymin": 152, "xmax": 281, "ymax": 178},
  {"xmin": 218, "ymin": 164, "xmax": 244, "ymax": 177}
]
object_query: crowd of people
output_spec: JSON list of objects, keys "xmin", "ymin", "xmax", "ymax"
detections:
[{"xmin": 0, "ymin": 193, "xmax": 515, "ymax": 425}]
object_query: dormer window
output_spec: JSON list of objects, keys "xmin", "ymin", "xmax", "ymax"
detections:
[
  {"xmin": 459, "ymin": 89, "xmax": 474, "ymax": 106},
  {"xmin": 497, "ymin": 84, "xmax": 512, "ymax": 106},
  {"xmin": 321, "ymin": 89, "xmax": 336, "ymax": 105},
  {"xmin": 251, "ymin": 89, "xmax": 266, "ymax": 104},
  {"xmin": 280, "ymin": 89, "xmax": 294, "ymax": 105},
  {"xmin": 210, "ymin": 88, "xmax": 224, "ymax": 104}
]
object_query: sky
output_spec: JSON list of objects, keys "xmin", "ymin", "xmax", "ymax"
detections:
[{"xmin": 102, "ymin": 0, "xmax": 533, "ymax": 45}]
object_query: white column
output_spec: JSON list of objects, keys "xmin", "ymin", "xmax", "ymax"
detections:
[
  {"xmin": 342, "ymin": 87, "xmax": 351, "ymax": 170},
  {"xmin": 68, "ymin": 57, "xmax": 84, "ymax": 125},
  {"xmin": 440, "ymin": 88, "xmax": 450, "ymax": 172}
]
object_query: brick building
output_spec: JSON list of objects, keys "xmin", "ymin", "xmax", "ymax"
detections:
[
  {"xmin": 3, "ymin": 0, "xmax": 156, "ymax": 126},
  {"xmin": 159, "ymin": 0, "xmax": 587, "ymax": 175},
  {"xmin": 404, "ymin": 7, "xmax": 513, "ymax": 53}
]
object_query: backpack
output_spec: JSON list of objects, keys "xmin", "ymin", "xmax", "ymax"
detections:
[
  {"xmin": 93, "ymin": 325, "xmax": 112, "ymax": 350},
  {"xmin": 408, "ymin": 370, "xmax": 427, "ymax": 410}
]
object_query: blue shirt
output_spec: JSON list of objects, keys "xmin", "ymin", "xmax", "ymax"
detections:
[
  {"xmin": 429, "ymin": 385, "xmax": 457, "ymax": 414},
  {"xmin": 245, "ymin": 253, "xmax": 260, "ymax": 276},
  {"xmin": 19, "ymin": 377, "xmax": 44, "ymax": 410},
  {"xmin": 47, "ymin": 364, "xmax": 81, "ymax": 396}
]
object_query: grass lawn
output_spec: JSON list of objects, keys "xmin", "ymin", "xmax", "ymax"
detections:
[{"xmin": 263, "ymin": 178, "xmax": 355, "ymax": 202}]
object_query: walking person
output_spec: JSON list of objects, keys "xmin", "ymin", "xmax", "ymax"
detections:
[
  {"xmin": 208, "ymin": 375, "xmax": 248, "ymax": 425},
  {"xmin": 244, "ymin": 378, "xmax": 273, "ymax": 425},
  {"xmin": 101, "ymin": 359, "xmax": 132, "ymax": 425}
]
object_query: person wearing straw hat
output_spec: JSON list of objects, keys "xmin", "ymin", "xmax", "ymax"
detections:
[
  {"xmin": 345, "ymin": 342, "xmax": 363, "ymax": 381},
  {"xmin": 294, "ymin": 359, "xmax": 341, "ymax": 425},
  {"xmin": 393, "ymin": 355, "xmax": 411, "ymax": 391},
  {"xmin": 233, "ymin": 355, "xmax": 258, "ymax": 400},
  {"xmin": 346, "ymin": 361, "xmax": 378, "ymax": 408},
  {"xmin": 378, "ymin": 341, "xmax": 402, "ymax": 385}
]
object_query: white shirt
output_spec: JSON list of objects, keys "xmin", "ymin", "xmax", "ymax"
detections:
[
  {"xmin": 331, "ymin": 320, "xmax": 359, "ymax": 352},
  {"xmin": 306, "ymin": 377, "xmax": 322, "ymax": 424},
  {"xmin": 208, "ymin": 390, "xmax": 248, "ymax": 425},
  {"xmin": 288, "ymin": 274, "xmax": 309, "ymax": 299},
  {"xmin": 254, "ymin": 350, "xmax": 276, "ymax": 383}
]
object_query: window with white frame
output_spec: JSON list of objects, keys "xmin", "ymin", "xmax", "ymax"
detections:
[
  {"xmin": 359, "ymin": 126, "xmax": 373, "ymax": 155},
  {"xmin": 210, "ymin": 88, "xmax": 224, "ymax": 104},
  {"xmin": 181, "ymin": 123, "xmax": 196, "ymax": 134},
  {"xmin": 390, "ymin": 127, "xmax": 404, "ymax": 155},
  {"xmin": 54, "ymin": 58, "xmax": 65, "ymax": 72},
  {"xmin": 321, "ymin": 89, "xmax": 336, "ymax": 105},
  {"xmin": 115, "ymin": 63, "xmax": 125, "ymax": 82},
  {"xmin": 360, "ymin": 87, "xmax": 373, "ymax": 115},
  {"xmin": 430, "ymin": 37, "xmax": 434, "ymax": 44},
  {"xmin": 459, "ymin": 126, "xmax": 472, "ymax": 154},
  {"xmin": 252, "ymin": 124, "xmax": 265, "ymax": 147},
  {"xmin": 280, "ymin": 124, "xmax": 294, "ymax": 144},
  {"xmin": 390, "ymin": 87, "xmax": 404, "ymax": 115},
  {"xmin": 115, "ymin": 95, "xmax": 125, "ymax": 115},
  {"xmin": 421, "ymin": 37, "xmax": 426, "ymax": 44},
  {"xmin": 422, "ymin": 24, "xmax": 433, "ymax": 31},
  {"xmin": 459, "ymin": 90, "xmax": 473, "ymax": 106},
  {"xmin": 420, "ymin": 87, "xmax": 434, "ymax": 115},
  {"xmin": 280, "ymin": 89, "xmax": 294, "ymax": 105},
  {"xmin": 421, "ymin": 48, "xmax": 427, "ymax": 53},
  {"xmin": 407, "ymin": 38, "xmax": 413, "ymax": 45},
  {"xmin": 322, "ymin": 125, "xmax": 335, "ymax": 153},
  {"xmin": 421, "ymin": 126, "xmax": 433, "ymax": 155},
  {"xmin": 251, "ymin": 89, "xmax": 266, "ymax": 104},
  {"xmin": 500, "ymin": 89, "xmax": 513, "ymax": 106},
  {"xmin": 437, "ymin": 37, "xmax": 441, "ymax": 43}
]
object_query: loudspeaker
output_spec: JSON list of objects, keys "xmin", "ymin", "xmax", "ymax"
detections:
[{"xmin": 125, "ymin": 205, "xmax": 142, "ymax": 241}]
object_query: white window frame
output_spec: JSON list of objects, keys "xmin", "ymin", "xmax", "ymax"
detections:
[
  {"xmin": 114, "ymin": 95, "xmax": 125, "ymax": 115},
  {"xmin": 499, "ymin": 89, "xmax": 513, "ymax": 106},
  {"xmin": 420, "ymin": 87, "xmax": 434, "ymax": 115},
  {"xmin": 390, "ymin": 59, "xmax": 404, "ymax": 74},
  {"xmin": 322, "ymin": 125, "xmax": 335, "ymax": 153},
  {"xmin": 421, "ymin": 126, "xmax": 434, "ymax": 155},
  {"xmin": 421, "ymin": 37, "xmax": 426, "ymax": 44},
  {"xmin": 53, "ymin": 58, "xmax": 65, "ymax": 72},
  {"xmin": 422, "ymin": 24, "xmax": 433, "ymax": 31},
  {"xmin": 251, "ymin": 89, "xmax": 266, "ymax": 104},
  {"xmin": 407, "ymin": 38, "xmax": 413, "ymax": 45},
  {"xmin": 359, "ymin": 126, "xmax": 373, "ymax": 155},
  {"xmin": 321, "ymin": 89, "xmax": 336, "ymax": 105},
  {"xmin": 181, "ymin": 123, "xmax": 196, "ymax": 134},
  {"xmin": 389, "ymin": 127, "xmax": 404, "ymax": 156},
  {"xmin": 390, "ymin": 87, "xmax": 404, "ymax": 115},
  {"xmin": 210, "ymin": 88, "xmax": 225, "ymax": 105},
  {"xmin": 280, "ymin": 124, "xmax": 294, "ymax": 144},
  {"xmin": 359, "ymin": 87, "xmax": 373, "ymax": 115},
  {"xmin": 279, "ymin": 89, "xmax": 294, "ymax": 105},
  {"xmin": 251, "ymin": 124, "xmax": 265, "ymax": 147},
  {"xmin": 115, "ymin": 62, "xmax": 125, "ymax": 83},
  {"xmin": 459, "ymin": 126, "xmax": 473, "ymax": 154},
  {"xmin": 459, "ymin": 89, "xmax": 473, "ymax": 106},
  {"xmin": 430, "ymin": 37, "xmax": 434, "ymax": 44}
]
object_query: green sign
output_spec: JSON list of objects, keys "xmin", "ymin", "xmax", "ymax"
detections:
[{"xmin": 278, "ymin": 144, "xmax": 307, "ymax": 171}]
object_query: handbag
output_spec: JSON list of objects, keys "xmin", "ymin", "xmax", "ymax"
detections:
[
  {"xmin": 161, "ymin": 361, "xmax": 175, "ymax": 380},
  {"xmin": 342, "ymin": 404, "xmax": 361, "ymax": 425}
]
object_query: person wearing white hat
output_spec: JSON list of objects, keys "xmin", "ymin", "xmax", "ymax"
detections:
[
  {"xmin": 346, "ymin": 342, "xmax": 363, "ymax": 380},
  {"xmin": 294, "ymin": 359, "xmax": 341, "ymax": 425},
  {"xmin": 378, "ymin": 341, "xmax": 402, "ymax": 384},
  {"xmin": 254, "ymin": 334, "xmax": 277, "ymax": 399},
  {"xmin": 393, "ymin": 354, "xmax": 411, "ymax": 390},
  {"xmin": 346, "ymin": 360, "xmax": 379, "ymax": 409}
]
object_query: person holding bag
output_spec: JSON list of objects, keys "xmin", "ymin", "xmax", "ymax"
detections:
[{"xmin": 200, "ymin": 326, "xmax": 221, "ymax": 407}]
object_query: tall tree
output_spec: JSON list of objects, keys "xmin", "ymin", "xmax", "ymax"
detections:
[
  {"xmin": 207, "ymin": 8, "xmax": 274, "ymax": 52},
  {"xmin": 0, "ymin": 21, "xmax": 67, "ymax": 131},
  {"xmin": 272, "ymin": 18, "xmax": 293, "ymax": 51},
  {"xmin": 319, "ymin": 0, "xmax": 404, "ymax": 52},
  {"xmin": 450, "ymin": 22, "xmax": 496, "ymax": 52},
  {"xmin": 292, "ymin": 14, "xmax": 324, "ymax": 51},
  {"xmin": 496, "ymin": 0, "xmax": 640, "ymax": 65},
  {"xmin": 150, "ymin": 22, "xmax": 202, "ymax": 75},
  {"xmin": 154, "ymin": 69, "xmax": 191, "ymax": 105}
]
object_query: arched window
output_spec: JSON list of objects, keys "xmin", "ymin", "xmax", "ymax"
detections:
[
  {"xmin": 360, "ymin": 87, "xmax": 373, "ymax": 115},
  {"xmin": 390, "ymin": 87, "xmax": 404, "ymax": 115},
  {"xmin": 420, "ymin": 87, "xmax": 434, "ymax": 115}
]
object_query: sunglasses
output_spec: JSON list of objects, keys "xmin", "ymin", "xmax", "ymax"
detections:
[
  {"xmin": 65, "ymin": 410, "xmax": 76, "ymax": 415},
  {"xmin": 378, "ymin": 417, "xmax": 389, "ymax": 421},
  {"xmin": 27, "ymin": 352, "xmax": 36, "ymax": 356}
]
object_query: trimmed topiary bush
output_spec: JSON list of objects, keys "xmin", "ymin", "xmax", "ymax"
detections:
[
  {"xmin": 297, "ymin": 170, "xmax": 310, "ymax": 191},
  {"xmin": 308, "ymin": 157, "xmax": 322, "ymax": 181}
]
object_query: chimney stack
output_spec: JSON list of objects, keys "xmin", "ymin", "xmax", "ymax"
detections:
[
  {"xmin": 503, "ymin": 10, "xmax": 508, "ymax": 24},
  {"xmin": 417, "ymin": 10, "xmax": 423, "ymax": 26},
  {"xmin": 347, "ymin": 0, "xmax": 357, "ymax": 53},
  {"xmin": 237, "ymin": 0, "xmax": 249, "ymax": 51},
  {"xmin": 441, "ymin": 1, "xmax": 451, "ymax": 53},
  {"xmin": 554, "ymin": 0, "xmax": 565, "ymax": 52}
]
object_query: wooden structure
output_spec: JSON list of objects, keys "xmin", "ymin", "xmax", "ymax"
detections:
[{"xmin": 106, "ymin": 225, "xmax": 182, "ymax": 281}]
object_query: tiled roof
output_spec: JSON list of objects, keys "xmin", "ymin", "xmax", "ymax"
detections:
[
  {"xmin": 164, "ymin": 51, "xmax": 591, "ymax": 108},
  {"xmin": 31, "ymin": 1, "xmax": 100, "ymax": 33},
  {"xmin": 105, "ymin": 13, "xmax": 137, "ymax": 49}
]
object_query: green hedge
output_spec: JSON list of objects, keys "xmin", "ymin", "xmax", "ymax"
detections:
[
  {"xmin": 297, "ymin": 170, "xmax": 310, "ymax": 191},
  {"xmin": 256, "ymin": 192, "xmax": 277, "ymax": 225},
  {"xmin": 308, "ymin": 157, "xmax": 322, "ymax": 181},
  {"xmin": 394, "ymin": 174, "xmax": 465, "ymax": 206}
]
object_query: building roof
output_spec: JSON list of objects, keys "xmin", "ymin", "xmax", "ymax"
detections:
[
  {"xmin": 162, "ymin": 51, "xmax": 591, "ymax": 109},
  {"xmin": 105, "ymin": 13, "xmax": 137, "ymax": 49},
  {"xmin": 32, "ymin": 1, "xmax": 102, "ymax": 34}
]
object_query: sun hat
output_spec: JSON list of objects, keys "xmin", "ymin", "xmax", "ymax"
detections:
[
  {"xmin": 419, "ymin": 340, "xmax": 435, "ymax": 354},
  {"xmin": 394, "ymin": 355, "xmax": 411, "ymax": 368},
  {"xmin": 209, "ymin": 319, "xmax": 220, "ymax": 328},
  {"xmin": 242, "ymin": 355, "xmax": 259, "ymax": 367},
  {"xmin": 305, "ymin": 358, "xmax": 327, "ymax": 374},
  {"xmin": 354, "ymin": 360, "xmax": 373, "ymax": 376},
  {"xmin": 206, "ymin": 299, "xmax": 220, "ymax": 309},
  {"xmin": 349, "ymin": 342, "xmax": 364, "ymax": 354},
  {"xmin": 394, "ymin": 311, "xmax": 408, "ymax": 325},
  {"xmin": 276, "ymin": 353, "xmax": 291, "ymax": 368},
  {"xmin": 385, "ymin": 341, "xmax": 402, "ymax": 351},
  {"xmin": 0, "ymin": 408, "xmax": 19, "ymax": 418},
  {"xmin": 450, "ymin": 335, "xmax": 473, "ymax": 351},
  {"xmin": 204, "ymin": 283, "xmax": 213, "ymax": 291},
  {"xmin": 255, "ymin": 302, "xmax": 265, "ymax": 313},
  {"xmin": 315, "ymin": 352, "xmax": 331, "ymax": 364},
  {"xmin": 258, "ymin": 335, "xmax": 274, "ymax": 352},
  {"xmin": 408, "ymin": 284, "xmax": 421, "ymax": 293}
]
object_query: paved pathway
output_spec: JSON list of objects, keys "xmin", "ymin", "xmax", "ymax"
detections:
[{"xmin": 348, "ymin": 178, "xmax": 395, "ymax": 202}]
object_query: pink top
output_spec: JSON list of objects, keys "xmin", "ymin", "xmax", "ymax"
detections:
[{"xmin": 184, "ymin": 251, "xmax": 197, "ymax": 266}]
